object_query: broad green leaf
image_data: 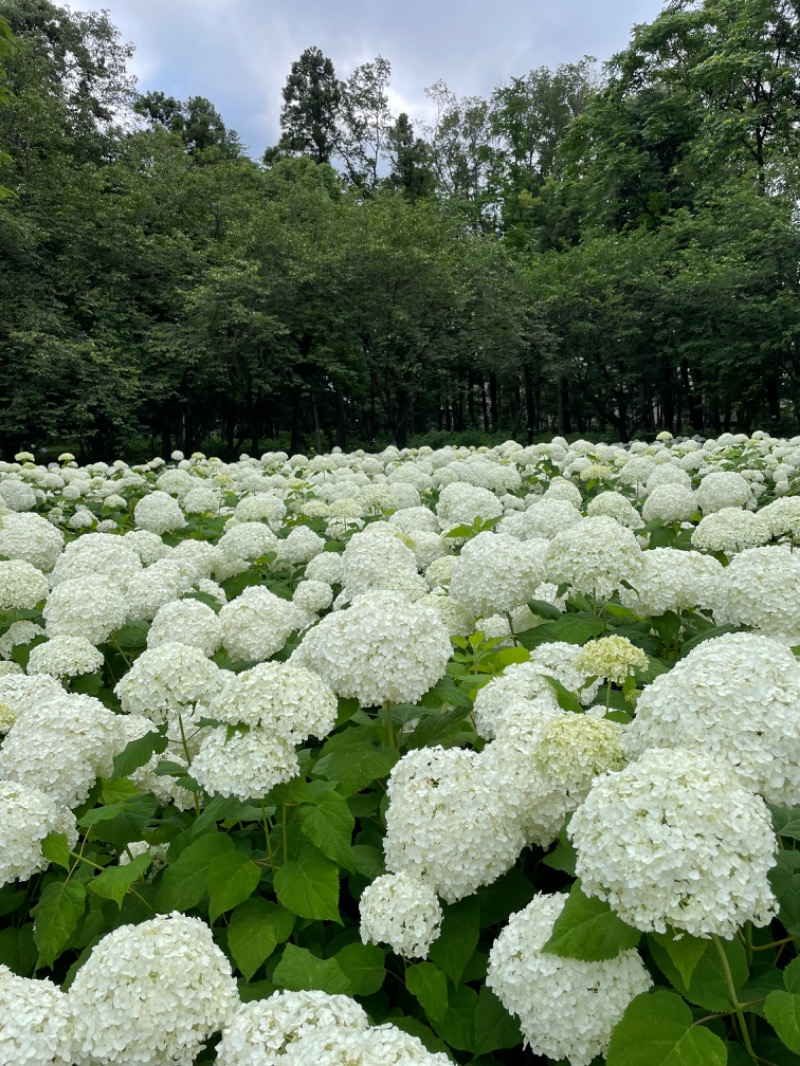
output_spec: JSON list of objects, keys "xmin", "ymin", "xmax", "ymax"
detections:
[
  {"xmin": 649, "ymin": 934, "xmax": 748, "ymax": 1012},
  {"xmin": 765, "ymin": 992, "xmax": 800, "ymax": 1055},
  {"xmin": 783, "ymin": 956, "xmax": 800, "ymax": 995},
  {"xmin": 110, "ymin": 730, "xmax": 168, "ymax": 780},
  {"xmin": 606, "ymin": 989, "xmax": 727, "ymax": 1066},
  {"xmin": 407, "ymin": 962, "xmax": 448, "ymax": 1023},
  {"xmin": 769, "ymin": 804, "xmax": 800, "ymax": 842},
  {"xmin": 429, "ymin": 897, "xmax": 480, "ymax": 984},
  {"xmin": 78, "ymin": 794, "xmax": 159, "ymax": 845},
  {"xmin": 334, "ymin": 942, "xmax": 385, "ymax": 995},
  {"xmin": 542, "ymin": 828, "xmax": 577, "ymax": 876},
  {"xmin": 227, "ymin": 898, "xmax": 295, "ymax": 981},
  {"xmin": 403, "ymin": 705, "xmax": 473, "ymax": 750},
  {"xmin": 272, "ymin": 944, "xmax": 350, "ymax": 995},
  {"xmin": 0, "ymin": 924, "xmax": 36, "ymax": 976},
  {"xmin": 207, "ymin": 852, "xmax": 261, "ymax": 922},
  {"xmin": 156, "ymin": 832, "xmax": 233, "ymax": 912},
  {"xmin": 431, "ymin": 984, "xmax": 477, "ymax": 1052},
  {"xmin": 543, "ymin": 882, "xmax": 641, "ymax": 961},
  {"xmin": 269, "ymin": 778, "xmax": 316, "ymax": 806},
  {"xmin": 769, "ymin": 854, "xmax": 800, "ymax": 934},
  {"xmin": 678, "ymin": 624, "xmax": 738, "ymax": 658},
  {"xmin": 273, "ymin": 843, "xmax": 341, "ymax": 922},
  {"xmin": 87, "ymin": 852, "xmax": 152, "ymax": 908},
  {"xmin": 526, "ymin": 598, "xmax": 563, "ymax": 621},
  {"xmin": 542, "ymin": 674, "xmax": 584, "ymax": 712},
  {"xmin": 108, "ymin": 620, "xmax": 150, "ymax": 651},
  {"xmin": 41, "ymin": 831, "xmax": 71, "ymax": 870},
  {"xmin": 473, "ymin": 986, "xmax": 523, "ymax": 1055},
  {"xmin": 297, "ymin": 791, "xmax": 355, "ymax": 871},
  {"xmin": 350, "ymin": 844, "xmax": 385, "ymax": 880},
  {"xmin": 475, "ymin": 867, "xmax": 534, "ymax": 927},
  {"xmin": 33, "ymin": 881, "xmax": 86, "ymax": 970},
  {"xmin": 650, "ymin": 930, "xmax": 710, "ymax": 989},
  {"xmin": 314, "ymin": 739, "xmax": 399, "ymax": 796},
  {"xmin": 518, "ymin": 613, "xmax": 605, "ymax": 650}
]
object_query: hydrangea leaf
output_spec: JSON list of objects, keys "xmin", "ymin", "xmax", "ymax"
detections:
[
  {"xmin": 0, "ymin": 924, "xmax": 36, "ymax": 977},
  {"xmin": 156, "ymin": 831, "xmax": 233, "ymax": 912},
  {"xmin": 87, "ymin": 852, "xmax": 152, "ymax": 909},
  {"xmin": 296, "ymin": 790, "xmax": 356, "ymax": 871},
  {"xmin": 272, "ymin": 943, "xmax": 350, "ymax": 995},
  {"xmin": 605, "ymin": 989, "xmax": 727, "ymax": 1066},
  {"xmin": 473, "ymin": 986, "xmax": 523, "ymax": 1055},
  {"xmin": 110, "ymin": 730, "xmax": 168, "ymax": 781},
  {"xmin": 428, "ymin": 896, "xmax": 480, "ymax": 984},
  {"xmin": 314, "ymin": 738, "xmax": 399, "ymax": 796},
  {"xmin": 407, "ymin": 962, "xmax": 449, "ymax": 1023},
  {"xmin": 649, "ymin": 929, "xmax": 710, "ymax": 989},
  {"xmin": 207, "ymin": 852, "xmax": 261, "ymax": 923},
  {"xmin": 766, "ymin": 991, "xmax": 800, "ymax": 1054},
  {"xmin": 542, "ymin": 881, "xmax": 641, "ymax": 961},
  {"xmin": 32, "ymin": 880, "xmax": 86, "ymax": 970},
  {"xmin": 649, "ymin": 933, "xmax": 749, "ymax": 1013},
  {"xmin": 227, "ymin": 898, "xmax": 295, "ymax": 981},
  {"xmin": 78, "ymin": 793, "xmax": 159, "ymax": 846},
  {"xmin": 334, "ymin": 942, "xmax": 386, "ymax": 996},
  {"xmin": 431, "ymin": 984, "xmax": 477, "ymax": 1052},
  {"xmin": 41, "ymin": 831, "xmax": 71, "ymax": 870},
  {"xmin": 273, "ymin": 843, "xmax": 341, "ymax": 922}
]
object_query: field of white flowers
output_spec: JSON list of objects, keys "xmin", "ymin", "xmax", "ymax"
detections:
[{"xmin": 1, "ymin": 431, "xmax": 800, "ymax": 1065}]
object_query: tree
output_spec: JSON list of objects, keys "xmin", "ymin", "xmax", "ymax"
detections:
[
  {"xmin": 336, "ymin": 55, "xmax": 393, "ymax": 188},
  {"xmin": 270, "ymin": 45, "xmax": 341, "ymax": 164},
  {"xmin": 385, "ymin": 113, "xmax": 437, "ymax": 200},
  {"xmin": 135, "ymin": 91, "xmax": 243, "ymax": 161}
]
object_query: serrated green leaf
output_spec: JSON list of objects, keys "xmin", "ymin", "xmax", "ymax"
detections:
[
  {"xmin": 314, "ymin": 739, "xmax": 399, "ymax": 796},
  {"xmin": 473, "ymin": 986, "xmax": 523, "ymax": 1055},
  {"xmin": 110, "ymin": 730, "xmax": 168, "ymax": 780},
  {"xmin": 766, "ymin": 991, "xmax": 800, "ymax": 1054},
  {"xmin": 87, "ymin": 852, "xmax": 152, "ymax": 909},
  {"xmin": 108, "ymin": 620, "xmax": 150, "ymax": 651},
  {"xmin": 407, "ymin": 962, "xmax": 448, "ymax": 1023},
  {"xmin": 770, "ymin": 804, "xmax": 800, "ymax": 842},
  {"xmin": 648, "ymin": 933, "xmax": 748, "ymax": 1012},
  {"xmin": 606, "ymin": 989, "xmax": 727, "ymax": 1066},
  {"xmin": 429, "ymin": 896, "xmax": 480, "ymax": 984},
  {"xmin": 227, "ymin": 898, "xmax": 295, "ymax": 981},
  {"xmin": 272, "ymin": 944, "xmax": 350, "ymax": 994},
  {"xmin": 297, "ymin": 791, "xmax": 355, "ymax": 871},
  {"xmin": 649, "ymin": 930, "xmax": 710, "ymax": 989},
  {"xmin": 273, "ymin": 844, "xmax": 341, "ymax": 922},
  {"xmin": 33, "ymin": 881, "xmax": 86, "ymax": 970},
  {"xmin": 78, "ymin": 794, "xmax": 159, "ymax": 845},
  {"xmin": 156, "ymin": 832, "xmax": 234, "ymax": 912},
  {"xmin": 41, "ymin": 831, "xmax": 71, "ymax": 870},
  {"xmin": 350, "ymin": 844, "xmax": 385, "ymax": 880},
  {"xmin": 783, "ymin": 957, "xmax": 800, "ymax": 995},
  {"xmin": 334, "ymin": 942, "xmax": 385, "ymax": 995},
  {"xmin": 518, "ymin": 613, "xmax": 606, "ymax": 650},
  {"xmin": 207, "ymin": 852, "xmax": 261, "ymax": 923},
  {"xmin": 543, "ymin": 882, "xmax": 640, "ymax": 961},
  {"xmin": 403, "ymin": 705, "xmax": 473, "ymax": 750},
  {"xmin": 0, "ymin": 924, "xmax": 36, "ymax": 976},
  {"xmin": 542, "ymin": 674, "xmax": 584, "ymax": 712},
  {"xmin": 527, "ymin": 598, "xmax": 562, "ymax": 621},
  {"xmin": 431, "ymin": 983, "xmax": 477, "ymax": 1052}
]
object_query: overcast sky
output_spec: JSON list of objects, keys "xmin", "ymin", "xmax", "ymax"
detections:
[{"xmin": 79, "ymin": 0, "xmax": 667, "ymax": 157}]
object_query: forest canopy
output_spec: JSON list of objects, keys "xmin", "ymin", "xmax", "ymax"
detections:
[{"xmin": 1, "ymin": 0, "xmax": 799, "ymax": 459}]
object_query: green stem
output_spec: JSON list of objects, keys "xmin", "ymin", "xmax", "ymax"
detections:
[
  {"xmin": 261, "ymin": 801, "xmax": 275, "ymax": 871},
  {"xmin": 110, "ymin": 638, "xmax": 131, "ymax": 671},
  {"xmin": 282, "ymin": 805, "xmax": 289, "ymax": 864},
  {"xmin": 177, "ymin": 713, "xmax": 201, "ymax": 816},
  {"xmin": 384, "ymin": 700, "xmax": 395, "ymax": 747},
  {"xmin": 712, "ymin": 935, "xmax": 758, "ymax": 1063}
]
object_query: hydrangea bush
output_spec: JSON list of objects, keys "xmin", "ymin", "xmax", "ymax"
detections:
[{"xmin": 0, "ymin": 433, "xmax": 800, "ymax": 1064}]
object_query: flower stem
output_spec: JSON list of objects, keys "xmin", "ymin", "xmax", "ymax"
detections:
[{"xmin": 712, "ymin": 935, "xmax": 758, "ymax": 1063}]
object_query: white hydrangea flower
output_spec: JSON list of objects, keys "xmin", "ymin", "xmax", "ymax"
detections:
[
  {"xmin": 182, "ymin": 485, "xmax": 220, "ymax": 514},
  {"xmin": 759, "ymin": 496, "xmax": 800, "ymax": 540},
  {"xmin": 340, "ymin": 528, "xmax": 418, "ymax": 599},
  {"xmin": 569, "ymin": 748, "xmax": 778, "ymax": 937},
  {"xmin": 278, "ymin": 525, "xmax": 325, "ymax": 564},
  {"xmin": 694, "ymin": 470, "xmax": 751, "ymax": 514},
  {"xmin": 304, "ymin": 551, "xmax": 343, "ymax": 585},
  {"xmin": 691, "ymin": 507, "xmax": 770, "ymax": 554},
  {"xmin": 574, "ymin": 635, "xmax": 648, "ymax": 684},
  {"xmin": 115, "ymin": 642, "xmax": 223, "ymax": 724},
  {"xmin": 218, "ymin": 521, "xmax": 279, "ymax": 569},
  {"xmin": 0, "ymin": 512, "xmax": 64, "ymax": 571},
  {"xmin": 0, "ymin": 692, "xmax": 125, "ymax": 808},
  {"xmin": 712, "ymin": 546, "xmax": 800, "ymax": 642},
  {"xmin": 293, "ymin": 579, "xmax": 333, "ymax": 614},
  {"xmin": 642, "ymin": 483, "xmax": 697, "ymax": 524},
  {"xmin": 125, "ymin": 559, "xmax": 186, "ymax": 621},
  {"xmin": 544, "ymin": 516, "xmax": 644, "ymax": 600},
  {"xmin": 619, "ymin": 547, "xmax": 723, "ymax": 617},
  {"xmin": 383, "ymin": 746, "xmax": 525, "ymax": 903},
  {"xmin": 290, "ymin": 591, "xmax": 452, "ymax": 708},
  {"xmin": 43, "ymin": 575, "xmax": 128, "ymax": 645},
  {"xmin": 26, "ymin": 635, "xmax": 103, "ymax": 678},
  {"xmin": 449, "ymin": 531, "xmax": 547, "ymax": 616},
  {"xmin": 219, "ymin": 586, "xmax": 307, "ymax": 662},
  {"xmin": 625, "ymin": 631, "xmax": 800, "ymax": 804},
  {"xmin": 0, "ymin": 559, "xmax": 48, "ymax": 609},
  {"xmin": 519, "ymin": 498, "xmax": 583, "ymax": 541},
  {"xmin": 123, "ymin": 529, "xmax": 172, "ymax": 565},
  {"xmin": 69, "ymin": 913, "xmax": 238, "ymax": 1066},
  {"xmin": 233, "ymin": 493, "xmax": 286, "ymax": 526},
  {"xmin": 49, "ymin": 533, "xmax": 142, "ymax": 590},
  {"xmin": 0, "ymin": 477, "xmax": 36, "ymax": 511},
  {"xmin": 0, "ymin": 964, "xmax": 75, "ymax": 1066},
  {"xmin": 147, "ymin": 598, "xmax": 221, "ymax": 656},
  {"xmin": 133, "ymin": 490, "xmax": 186, "ymax": 534},
  {"xmin": 486, "ymin": 893, "xmax": 652, "ymax": 1066},
  {"xmin": 359, "ymin": 871, "xmax": 443, "ymax": 959},
  {"xmin": 586, "ymin": 491, "xmax": 642, "ymax": 528},
  {"xmin": 0, "ymin": 619, "xmax": 45, "ymax": 660},
  {"xmin": 217, "ymin": 992, "xmax": 369, "ymax": 1066},
  {"xmin": 191, "ymin": 725, "xmax": 300, "ymax": 800},
  {"xmin": 435, "ymin": 481, "xmax": 503, "ymax": 533},
  {"xmin": 0, "ymin": 780, "xmax": 78, "ymax": 885},
  {"xmin": 280, "ymin": 1024, "xmax": 452, "ymax": 1065},
  {"xmin": 472, "ymin": 660, "xmax": 561, "ymax": 740}
]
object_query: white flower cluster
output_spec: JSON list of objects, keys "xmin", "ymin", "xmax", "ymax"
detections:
[
  {"xmin": 115, "ymin": 641, "xmax": 223, "ymax": 724},
  {"xmin": 694, "ymin": 470, "xmax": 751, "ymax": 514},
  {"xmin": 619, "ymin": 547, "xmax": 722, "ymax": 616},
  {"xmin": 219, "ymin": 586, "xmax": 307, "ymax": 662},
  {"xmin": 26, "ymin": 635, "xmax": 103, "ymax": 678},
  {"xmin": 133, "ymin": 490, "xmax": 186, "ymax": 533},
  {"xmin": 569, "ymin": 747, "xmax": 778, "ymax": 937},
  {"xmin": 625, "ymin": 631, "xmax": 800, "ymax": 804},
  {"xmin": 0, "ymin": 559, "xmax": 48, "ymax": 609},
  {"xmin": 291, "ymin": 591, "xmax": 452, "ymax": 707},
  {"xmin": 449, "ymin": 531, "xmax": 546, "ymax": 616},
  {"xmin": 359, "ymin": 870, "xmax": 443, "ymax": 958},
  {"xmin": 713, "ymin": 546, "xmax": 800, "ymax": 642},
  {"xmin": 0, "ymin": 512, "xmax": 63, "ymax": 570},
  {"xmin": 544, "ymin": 516, "xmax": 643, "ymax": 599},
  {"xmin": 691, "ymin": 507, "xmax": 770, "ymax": 554},
  {"xmin": 69, "ymin": 913, "xmax": 238, "ymax": 1066},
  {"xmin": 43, "ymin": 575, "xmax": 128, "ymax": 644},
  {"xmin": 0, "ymin": 964, "xmax": 75, "ymax": 1066},
  {"xmin": 486, "ymin": 893, "xmax": 653, "ymax": 1066},
  {"xmin": 383, "ymin": 746, "xmax": 525, "ymax": 902},
  {"xmin": 573, "ymin": 635, "xmax": 648, "ymax": 684},
  {"xmin": 0, "ymin": 779, "xmax": 77, "ymax": 885}
]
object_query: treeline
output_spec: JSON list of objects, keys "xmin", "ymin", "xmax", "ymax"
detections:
[{"xmin": 1, "ymin": 0, "xmax": 800, "ymax": 458}]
